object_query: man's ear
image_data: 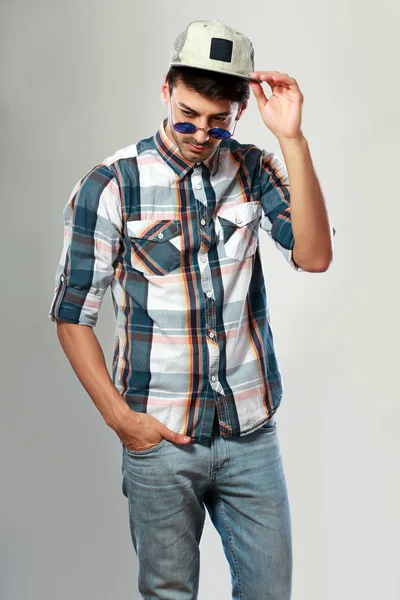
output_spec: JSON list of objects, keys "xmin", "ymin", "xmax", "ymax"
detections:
[{"xmin": 160, "ymin": 76, "xmax": 170, "ymax": 106}]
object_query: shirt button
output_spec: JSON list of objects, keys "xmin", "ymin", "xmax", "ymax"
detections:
[
  {"xmin": 209, "ymin": 332, "xmax": 215, "ymax": 339},
  {"xmin": 196, "ymin": 183, "xmax": 202, "ymax": 190},
  {"xmin": 200, "ymin": 256, "xmax": 207, "ymax": 263},
  {"xmin": 200, "ymin": 218, "xmax": 206, "ymax": 225},
  {"xmin": 158, "ymin": 233, "xmax": 164, "ymax": 239},
  {"xmin": 211, "ymin": 375, "xmax": 216, "ymax": 382},
  {"xmin": 235, "ymin": 216, "xmax": 242, "ymax": 224},
  {"xmin": 195, "ymin": 161, "xmax": 201, "ymax": 166},
  {"xmin": 206, "ymin": 291, "xmax": 212, "ymax": 298},
  {"xmin": 60, "ymin": 274, "xmax": 65, "ymax": 282}
]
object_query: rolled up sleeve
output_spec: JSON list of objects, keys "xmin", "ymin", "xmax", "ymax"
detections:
[
  {"xmin": 258, "ymin": 149, "xmax": 336, "ymax": 271},
  {"xmin": 48, "ymin": 164, "xmax": 123, "ymax": 327}
]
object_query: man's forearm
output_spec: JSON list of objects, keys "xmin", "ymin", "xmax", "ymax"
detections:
[
  {"xmin": 55, "ymin": 320, "xmax": 131, "ymax": 430},
  {"xmin": 278, "ymin": 134, "xmax": 334, "ymax": 271}
]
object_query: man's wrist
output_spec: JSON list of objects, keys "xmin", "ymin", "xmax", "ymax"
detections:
[
  {"xmin": 104, "ymin": 397, "xmax": 132, "ymax": 431},
  {"xmin": 277, "ymin": 131, "xmax": 307, "ymax": 149}
]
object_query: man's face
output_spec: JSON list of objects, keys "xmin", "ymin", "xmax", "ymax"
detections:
[{"xmin": 161, "ymin": 78, "xmax": 244, "ymax": 164}]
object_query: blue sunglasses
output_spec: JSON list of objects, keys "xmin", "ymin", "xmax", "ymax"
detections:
[
  {"xmin": 169, "ymin": 100, "xmax": 239, "ymax": 139},
  {"xmin": 173, "ymin": 120, "xmax": 237, "ymax": 139}
]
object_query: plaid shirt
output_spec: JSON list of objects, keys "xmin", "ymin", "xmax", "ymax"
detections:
[{"xmin": 49, "ymin": 118, "xmax": 335, "ymax": 440}]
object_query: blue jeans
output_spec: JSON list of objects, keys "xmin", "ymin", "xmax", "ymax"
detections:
[{"xmin": 120, "ymin": 414, "xmax": 292, "ymax": 599}]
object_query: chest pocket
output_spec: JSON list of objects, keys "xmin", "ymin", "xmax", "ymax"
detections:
[
  {"xmin": 126, "ymin": 219, "xmax": 182, "ymax": 276},
  {"xmin": 216, "ymin": 201, "xmax": 263, "ymax": 261}
]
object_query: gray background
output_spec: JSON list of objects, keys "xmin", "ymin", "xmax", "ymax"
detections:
[{"xmin": 1, "ymin": 0, "xmax": 400, "ymax": 598}]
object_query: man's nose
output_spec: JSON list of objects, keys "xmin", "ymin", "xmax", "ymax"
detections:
[{"xmin": 193, "ymin": 128, "xmax": 210, "ymax": 144}]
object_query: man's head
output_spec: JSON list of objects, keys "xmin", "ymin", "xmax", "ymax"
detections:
[
  {"xmin": 160, "ymin": 19, "xmax": 256, "ymax": 164},
  {"xmin": 161, "ymin": 66, "xmax": 249, "ymax": 163}
]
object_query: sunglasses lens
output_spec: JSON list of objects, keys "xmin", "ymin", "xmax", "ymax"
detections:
[
  {"xmin": 173, "ymin": 121, "xmax": 232, "ymax": 139},
  {"xmin": 174, "ymin": 122, "xmax": 197, "ymax": 134},
  {"xmin": 209, "ymin": 128, "xmax": 232, "ymax": 139}
]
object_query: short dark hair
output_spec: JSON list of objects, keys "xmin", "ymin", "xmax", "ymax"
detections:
[{"xmin": 165, "ymin": 66, "xmax": 250, "ymax": 107}]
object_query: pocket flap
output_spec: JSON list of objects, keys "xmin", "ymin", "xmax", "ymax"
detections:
[
  {"xmin": 216, "ymin": 201, "xmax": 263, "ymax": 227},
  {"xmin": 126, "ymin": 219, "xmax": 181, "ymax": 243}
]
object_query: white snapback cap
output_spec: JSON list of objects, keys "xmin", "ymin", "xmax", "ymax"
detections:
[{"xmin": 169, "ymin": 19, "xmax": 257, "ymax": 81}]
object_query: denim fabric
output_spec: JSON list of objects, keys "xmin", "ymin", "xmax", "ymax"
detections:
[{"xmin": 120, "ymin": 416, "xmax": 292, "ymax": 599}]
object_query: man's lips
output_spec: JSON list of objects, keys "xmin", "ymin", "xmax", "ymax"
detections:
[{"xmin": 187, "ymin": 143, "xmax": 207, "ymax": 152}]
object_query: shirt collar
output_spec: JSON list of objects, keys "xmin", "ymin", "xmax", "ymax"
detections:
[{"xmin": 154, "ymin": 118, "xmax": 220, "ymax": 180}]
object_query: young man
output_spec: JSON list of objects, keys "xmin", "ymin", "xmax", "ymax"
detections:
[{"xmin": 49, "ymin": 19, "xmax": 335, "ymax": 600}]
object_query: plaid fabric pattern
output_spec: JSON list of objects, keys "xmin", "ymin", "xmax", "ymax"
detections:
[{"xmin": 49, "ymin": 119, "xmax": 335, "ymax": 440}]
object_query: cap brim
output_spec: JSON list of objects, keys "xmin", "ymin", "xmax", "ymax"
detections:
[{"xmin": 169, "ymin": 63, "xmax": 260, "ymax": 83}]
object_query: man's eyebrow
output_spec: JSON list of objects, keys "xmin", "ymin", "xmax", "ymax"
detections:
[{"xmin": 178, "ymin": 102, "xmax": 231, "ymax": 117}]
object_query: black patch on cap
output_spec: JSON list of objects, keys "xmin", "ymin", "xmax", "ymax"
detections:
[{"xmin": 210, "ymin": 38, "xmax": 233, "ymax": 63}]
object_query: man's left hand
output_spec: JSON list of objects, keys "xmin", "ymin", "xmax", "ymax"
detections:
[{"xmin": 249, "ymin": 71, "xmax": 304, "ymax": 141}]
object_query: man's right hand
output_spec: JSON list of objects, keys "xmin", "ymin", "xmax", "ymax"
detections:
[{"xmin": 113, "ymin": 409, "xmax": 192, "ymax": 452}]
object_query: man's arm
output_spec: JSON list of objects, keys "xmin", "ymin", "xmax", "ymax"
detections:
[
  {"xmin": 55, "ymin": 320, "xmax": 129, "ymax": 430},
  {"xmin": 278, "ymin": 134, "xmax": 334, "ymax": 272},
  {"xmin": 249, "ymin": 70, "xmax": 336, "ymax": 273},
  {"xmin": 55, "ymin": 320, "xmax": 192, "ymax": 449},
  {"xmin": 49, "ymin": 165, "xmax": 190, "ymax": 450}
]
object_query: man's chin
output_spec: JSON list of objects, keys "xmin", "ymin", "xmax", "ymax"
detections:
[{"xmin": 182, "ymin": 144, "xmax": 212, "ymax": 162}]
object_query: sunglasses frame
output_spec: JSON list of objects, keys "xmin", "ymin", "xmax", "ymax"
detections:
[{"xmin": 167, "ymin": 98, "xmax": 240, "ymax": 140}]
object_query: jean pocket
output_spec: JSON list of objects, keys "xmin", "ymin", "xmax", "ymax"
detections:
[
  {"xmin": 126, "ymin": 219, "xmax": 182, "ymax": 276},
  {"xmin": 123, "ymin": 437, "xmax": 167, "ymax": 456},
  {"xmin": 216, "ymin": 201, "xmax": 263, "ymax": 261}
]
